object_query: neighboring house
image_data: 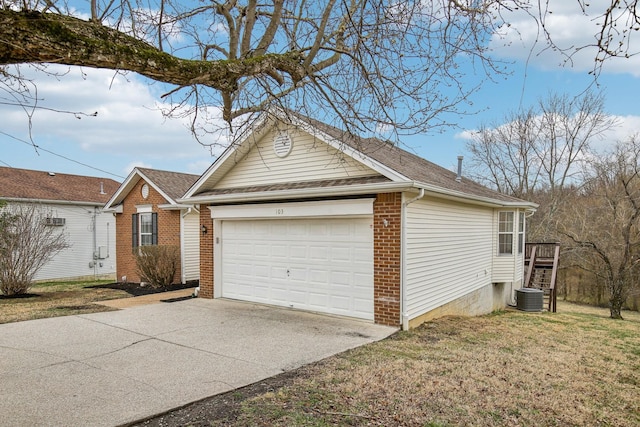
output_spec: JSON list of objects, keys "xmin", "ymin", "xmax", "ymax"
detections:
[
  {"xmin": 0, "ymin": 167, "xmax": 120, "ymax": 282},
  {"xmin": 182, "ymin": 110, "xmax": 537, "ymax": 329},
  {"xmin": 104, "ymin": 167, "xmax": 200, "ymax": 285}
]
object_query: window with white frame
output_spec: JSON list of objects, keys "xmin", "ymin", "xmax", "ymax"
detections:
[
  {"xmin": 498, "ymin": 211, "xmax": 514, "ymax": 255},
  {"xmin": 518, "ymin": 211, "xmax": 525, "ymax": 254},
  {"xmin": 132, "ymin": 210, "xmax": 157, "ymax": 248}
]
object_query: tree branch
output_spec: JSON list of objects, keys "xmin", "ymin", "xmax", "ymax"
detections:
[{"xmin": 0, "ymin": 10, "xmax": 306, "ymax": 101}]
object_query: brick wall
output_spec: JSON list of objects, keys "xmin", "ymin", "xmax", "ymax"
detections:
[
  {"xmin": 373, "ymin": 192, "xmax": 402, "ymax": 326},
  {"xmin": 199, "ymin": 206, "xmax": 214, "ymax": 298},
  {"xmin": 115, "ymin": 179, "xmax": 182, "ymax": 284}
]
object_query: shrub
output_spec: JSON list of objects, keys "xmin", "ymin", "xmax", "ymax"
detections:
[
  {"xmin": 134, "ymin": 245, "xmax": 179, "ymax": 288},
  {"xmin": 0, "ymin": 203, "xmax": 69, "ymax": 296}
]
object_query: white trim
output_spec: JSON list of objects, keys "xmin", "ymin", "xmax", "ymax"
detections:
[
  {"xmin": 213, "ymin": 219, "xmax": 222, "ymax": 298},
  {"xmin": 135, "ymin": 205, "xmax": 153, "ymax": 213},
  {"xmin": 4, "ymin": 197, "xmax": 105, "ymax": 207},
  {"xmin": 183, "ymin": 182, "xmax": 412, "ymax": 205},
  {"xmin": 184, "ymin": 180, "xmax": 536, "ymax": 210},
  {"xmin": 157, "ymin": 203, "xmax": 196, "ymax": 210},
  {"xmin": 209, "ymin": 198, "xmax": 375, "ymax": 220}
]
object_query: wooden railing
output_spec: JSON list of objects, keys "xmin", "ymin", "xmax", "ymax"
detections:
[{"xmin": 524, "ymin": 242, "xmax": 560, "ymax": 312}]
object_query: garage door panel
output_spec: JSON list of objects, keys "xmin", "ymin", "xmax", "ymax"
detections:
[{"xmin": 221, "ymin": 217, "xmax": 374, "ymax": 320}]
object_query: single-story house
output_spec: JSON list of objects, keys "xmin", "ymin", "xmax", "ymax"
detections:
[
  {"xmin": 181, "ymin": 111, "xmax": 537, "ymax": 329},
  {"xmin": 104, "ymin": 167, "xmax": 200, "ymax": 285},
  {"xmin": 0, "ymin": 167, "xmax": 120, "ymax": 282}
]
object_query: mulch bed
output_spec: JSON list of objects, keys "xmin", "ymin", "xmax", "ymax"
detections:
[{"xmin": 85, "ymin": 281, "xmax": 198, "ymax": 297}]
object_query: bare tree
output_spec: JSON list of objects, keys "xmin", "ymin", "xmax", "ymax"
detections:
[
  {"xmin": 0, "ymin": 0, "xmax": 527, "ymax": 145},
  {"xmin": 0, "ymin": 203, "xmax": 69, "ymax": 296},
  {"xmin": 540, "ymin": 1, "xmax": 640, "ymax": 71},
  {"xmin": 557, "ymin": 136, "xmax": 640, "ymax": 319},
  {"xmin": 466, "ymin": 91, "xmax": 617, "ymax": 240}
]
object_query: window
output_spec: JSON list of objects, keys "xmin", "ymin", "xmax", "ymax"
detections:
[
  {"xmin": 132, "ymin": 212, "xmax": 157, "ymax": 248},
  {"xmin": 498, "ymin": 211, "xmax": 514, "ymax": 255},
  {"xmin": 518, "ymin": 212, "xmax": 525, "ymax": 254}
]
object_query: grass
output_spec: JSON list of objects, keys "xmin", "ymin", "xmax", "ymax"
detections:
[
  {"xmin": 227, "ymin": 301, "xmax": 639, "ymax": 427},
  {"xmin": 0, "ymin": 280, "xmax": 129, "ymax": 324}
]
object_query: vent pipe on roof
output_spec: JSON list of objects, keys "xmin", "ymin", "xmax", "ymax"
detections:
[
  {"xmin": 99, "ymin": 182, "xmax": 106, "ymax": 195},
  {"xmin": 456, "ymin": 156, "xmax": 463, "ymax": 182}
]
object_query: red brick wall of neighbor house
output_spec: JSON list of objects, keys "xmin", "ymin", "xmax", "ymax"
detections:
[
  {"xmin": 115, "ymin": 179, "xmax": 182, "ymax": 284},
  {"xmin": 373, "ymin": 192, "xmax": 402, "ymax": 326},
  {"xmin": 199, "ymin": 207, "xmax": 214, "ymax": 298}
]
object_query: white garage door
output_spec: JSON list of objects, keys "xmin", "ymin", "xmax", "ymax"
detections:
[{"xmin": 221, "ymin": 217, "xmax": 374, "ymax": 320}]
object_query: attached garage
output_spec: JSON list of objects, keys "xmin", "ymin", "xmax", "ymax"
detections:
[
  {"xmin": 183, "ymin": 110, "xmax": 537, "ymax": 328},
  {"xmin": 211, "ymin": 199, "xmax": 375, "ymax": 320}
]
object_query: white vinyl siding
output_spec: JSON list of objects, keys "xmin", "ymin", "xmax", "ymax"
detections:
[
  {"xmin": 404, "ymin": 197, "xmax": 494, "ymax": 319},
  {"xmin": 181, "ymin": 209, "xmax": 200, "ymax": 282},
  {"xmin": 215, "ymin": 128, "xmax": 380, "ymax": 189},
  {"xmin": 31, "ymin": 203, "xmax": 116, "ymax": 281},
  {"xmin": 492, "ymin": 209, "xmax": 525, "ymax": 283}
]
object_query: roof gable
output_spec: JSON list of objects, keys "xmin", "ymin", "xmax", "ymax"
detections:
[
  {"xmin": 105, "ymin": 167, "xmax": 199, "ymax": 209},
  {"xmin": 0, "ymin": 167, "xmax": 120, "ymax": 205},
  {"xmin": 184, "ymin": 110, "xmax": 535, "ymax": 208}
]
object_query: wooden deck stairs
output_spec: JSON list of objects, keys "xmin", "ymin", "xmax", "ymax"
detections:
[{"xmin": 524, "ymin": 242, "xmax": 560, "ymax": 312}]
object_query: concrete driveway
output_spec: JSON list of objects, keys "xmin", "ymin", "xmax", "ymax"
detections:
[{"xmin": 0, "ymin": 298, "xmax": 396, "ymax": 427}]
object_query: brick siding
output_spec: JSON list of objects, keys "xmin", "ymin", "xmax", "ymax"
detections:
[
  {"xmin": 199, "ymin": 208, "xmax": 214, "ymax": 298},
  {"xmin": 115, "ymin": 179, "xmax": 182, "ymax": 284},
  {"xmin": 373, "ymin": 192, "xmax": 402, "ymax": 326}
]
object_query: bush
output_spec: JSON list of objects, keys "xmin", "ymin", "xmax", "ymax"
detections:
[
  {"xmin": 134, "ymin": 245, "xmax": 179, "ymax": 288},
  {"xmin": 0, "ymin": 203, "xmax": 69, "ymax": 296}
]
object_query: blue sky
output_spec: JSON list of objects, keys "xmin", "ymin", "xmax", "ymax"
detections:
[{"xmin": 1, "ymin": 1, "xmax": 639, "ymax": 181}]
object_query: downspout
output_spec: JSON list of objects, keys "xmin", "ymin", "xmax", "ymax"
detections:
[
  {"xmin": 180, "ymin": 207, "xmax": 192, "ymax": 285},
  {"xmin": 400, "ymin": 188, "xmax": 425, "ymax": 330},
  {"xmin": 93, "ymin": 207, "xmax": 98, "ymax": 280}
]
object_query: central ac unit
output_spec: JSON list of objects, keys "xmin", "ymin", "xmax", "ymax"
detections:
[{"xmin": 516, "ymin": 288, "xmax": 543, "ymax": 312}]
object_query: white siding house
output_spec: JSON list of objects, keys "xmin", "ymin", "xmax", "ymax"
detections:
[
  {"xmin": 0, "ymin": 167, "xmax": 120, "ymax": 282},
  {"xmin": 182, "ymin": 110, "xmax": 537, "ymax": 329}
]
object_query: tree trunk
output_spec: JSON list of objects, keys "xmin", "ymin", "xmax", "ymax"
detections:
[{"xmin": 608, "ymin": 279, "xmax": 625, "ymax": 320}]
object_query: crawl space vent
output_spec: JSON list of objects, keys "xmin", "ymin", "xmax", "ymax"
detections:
[{"xmin": 516, "ymin": 288, "xmax": 543, "ymax": 312}]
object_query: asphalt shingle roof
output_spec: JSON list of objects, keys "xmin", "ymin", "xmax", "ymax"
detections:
[
  {"xmin": 136, "ymin": 168, "xmax": 199, "ymax": 202},
  {"xmin": 292, "ymin": 113, "xmax": 527, "ymax": 204},
  {"xmin": 0, "ymin": 167, "xmax": 121, "ymax": 204}
]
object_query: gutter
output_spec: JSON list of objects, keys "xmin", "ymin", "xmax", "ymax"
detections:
[
  {"xmin": 179, "ymin": 181, "xmax": 414, "ymax": 205},
  {"xmin": 400, "ymin": 188, "xmax": 425, "ymax": 331},
  {"xmin": 1, "ymin": 197, "xmax": 106, "ymax": 207},
  {"xmin": 180, "ymin": 180, "xmax": 536, "ymax": 211}
]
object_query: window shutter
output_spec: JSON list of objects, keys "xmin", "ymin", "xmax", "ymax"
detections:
[
  {"xmin": 132, "ymin": 213, "xmax": 138, "ymax": 248},
  {"xmin": 151, "ymin": 212, "xmax": 158, "ymax": 245}
]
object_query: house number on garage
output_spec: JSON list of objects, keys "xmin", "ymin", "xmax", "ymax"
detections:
[{"xmin": 275, "ymin": 208, "xmax": 284, "ymax": 215}]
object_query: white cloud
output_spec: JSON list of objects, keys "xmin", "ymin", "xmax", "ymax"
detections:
[
  {"xmin": 0, "ymin": 65, "xmax": 227, "ymax": 177},
  {"xmin": 455, "ymin": 114, "xmax": 640, "ymax": 153},
  {"xmin": 490, "ymin": 0, "xmax": 640, "ymax": 76}
]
